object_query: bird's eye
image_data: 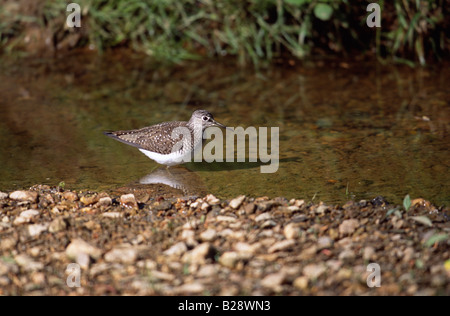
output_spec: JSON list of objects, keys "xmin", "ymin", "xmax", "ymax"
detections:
[{"xmin": 202, "ymin": 116, "xmax": 209, "ymax": 121}]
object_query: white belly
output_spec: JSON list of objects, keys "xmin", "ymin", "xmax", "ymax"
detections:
[{"xmin": 139, "ymin": 149, "xmax": 192, "ymax": 166}]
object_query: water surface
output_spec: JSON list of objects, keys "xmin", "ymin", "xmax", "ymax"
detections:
[{"xmin": 0, "ymin": 52, "xmax": 448, "ymax": 205}]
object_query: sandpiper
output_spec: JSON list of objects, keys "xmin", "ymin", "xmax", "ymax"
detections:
[{"xmin": 104, "ymin": 110, "xmax": 228, "ymax": 166}]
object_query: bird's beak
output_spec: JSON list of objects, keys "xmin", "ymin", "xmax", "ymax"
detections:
[{"xmin": 212, "ymin": 119, "xmax": 233, "ymax": 132}]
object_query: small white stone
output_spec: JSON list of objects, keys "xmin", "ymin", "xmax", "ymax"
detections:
[
  {"xmin": 363, "ymin": 246, "xmax": 376, "ymax": 261},
  {"xmin": 102, "ymin": 212, "xmax": 122, "ymax": 219},
  {"xmin": 10, "ymin": 191, "xmax": 38, "ymax": 202},
  {"xmin": 255, "ymin": 213, "xmax": 273, "ymax": 222},
  {"xmin": 27, "ymin": 224, "xmax": 49, "ymax": 237},
  {"xmin": 317, "ymin": 236, "xmax": 334, "ymax": 250},
  {"xmin": 216, "ymin": 216, "xmax": 237, "ymax": 222},
  {"xmin": 120, "ymin": 194, "xmax": 138, "ymax": 209},
  {"xmin": 293, "ymin": 276, "xmax": 309, "ymax": 290},
  {"xmin": 13, "ymin": 210, "xmax": 40, "ymax": 225},
  {"xmin": 104, "ymin": 246, "xmax": 138, "ymax": 264},
  {"xmin": 182, "ymin": 243, "xmax": 214, "ymax": 265},
  {"xmin": 97, "ymin": 197, "xmax": 112, "ymax": 207},
  {"xmin": 76, "ymin": 252, "xmax": 91, "ymax": 270},
  {"xmin": 205, "ymin": 194, "xmax": 220, "ymax": 205},
  {"xmin": 261, "ymin": 272, "xmax": 285, "ymax": 291},
  {"xmin": 303, "ymin": 264, "xmax": 327, "ymax": 279},
  {"xmin": 49, "ymin": 218, "xmax": 67, "ymax": 233},
  {"xmin": 163, "ymin": 242, "xmax": 187, "ymax": 257},
  {"xmin": 14, "ymin": 254, "xmax": 43, "ymax": 272},
  {"xmin": 219, "ymin": 252, "xmax": 240, "ymax": 269},
  {"xmin": 339, "ymin": 219, "xmax": 360, "ymax": 235},
  {"xmin": 229, "ymin": 195, "xmax": 246, "ymax": 209},
  {"xmin": 66, "ymin": 239, "xmax": 102, "ymax": 260},
  {"xmin": 268, "ymin": 239, "xmax": 296, "ymax": 253},
  {"xmin": 338, "ymin": 249, "xmax": 356, "ymax": 261},
  {"xmin": 173, "ymin": 282, "xmax": 205, "ymax": 295},
  {"xmin": 0, "ymin": 192, "xmax": 8, "ymax": 200},
  {"xmin": 284, "ymin": 223, "xmax": 301, "ymax": 239},
  {"xmin": 200, "ymin": 202, "xmax": 210, "ymax": 211},
  {"xmin": 200, "ymin": 229, "xmax": 217, "ymax": 242},
  {"xmin": 19, "ymin": 210, "xmax": 40, "ymax": 220}
]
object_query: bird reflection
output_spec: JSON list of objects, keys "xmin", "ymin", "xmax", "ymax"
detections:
[{"xmin": 115, "ymin": 167, "xmax": 207, "ymax": 199}]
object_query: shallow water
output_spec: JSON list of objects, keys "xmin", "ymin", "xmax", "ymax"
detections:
[{"xmin": 0, "ymin": 52, "xmax": 448, "ymax": 205}]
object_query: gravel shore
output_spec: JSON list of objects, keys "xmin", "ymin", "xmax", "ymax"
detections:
[{"xmin": 0, "ymin": 185, "xmax": 448, "ymax": 296}]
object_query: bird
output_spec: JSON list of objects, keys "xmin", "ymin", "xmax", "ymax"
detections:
[{"xmin": 104, "ymin": 110, "xmax": 228, "ymax": 166}]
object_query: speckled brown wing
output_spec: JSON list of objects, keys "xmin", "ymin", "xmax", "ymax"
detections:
[{"xmin": 104, "ymin": 121, "xmax": 192, "ymax": 155}]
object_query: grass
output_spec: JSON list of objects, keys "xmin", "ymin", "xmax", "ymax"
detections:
[{"xmin": 0, "ymin": 0, "xmax": 448, "ymax": 65}]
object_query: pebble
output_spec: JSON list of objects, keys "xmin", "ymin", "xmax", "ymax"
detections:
[
  {"xmin": 0, "ymin": 260, "xmax": 18, "ymax": 276},
  {"xmin": 173, "ymin": 282, "xmax": 205, "ymax": 295},
  {"xmin": 27, "ymin": 223, "xmax": 49, "ymax": 237},
  {"xmin": 49, "ymin": 217, "xmax": 67, "ymax": 233},
  {"xmin": 363, "ymin": 246, "xmax": 376, "ymax": 261},
  {"xmin": 149, "ymin": 270, "xmax": 176, "ymax": 282},
  {"xmin": 298, "ymin": 245, "xmax": 318, "ymax": 260},
  {"xmin": 216, "ymin": 216, "xmax": 237, "ymax": 222},
  {"xmin": 261, "ymin": 220, "xmax": 276, "ymax": 228},
  {"xmin": 284, "ymin": 223, "xmax": 301, "ymax": 239},
  {"xmin": 268, "ymin": 239, "xmax": 296, "ymax": 253},
  {"xmin": 136, "ymin": 260, "xmax": 157, "ymax": 270},
  {"xmin": 102, "ymin": 212, "xmax": 122, "ymax": 218},
  {"xmin": 244, "ymin": 203, "xmax": 256, "ymax": 214},
  {"xmin": 13, "ymin": 210, "xmax": 40, "ymax": 225},
  {"xmin": 338, "ymin": 249, "xmax": 356, "ymax": 261},
  {"xmin": 104, "ymin": 245, "xmax": 139, "ymax": 264},
  {"xmin": 80, "ymin": 194, "xmax": 99, "ymax": 205},
  {"xmin": 229, "ymin": 195, "xmax": 246, "ymax": 209},
  {"xmin": 403, "ymin": 247, "xmax": 415, "ymax": 263},
  {"xmin": 314, "ymin": 204, "xmax": 328, "ymax": 214},
  {"xmin": 9, "ymin": 190, "xmax": 38, "ymax": 203},
  {"xmin": 293, "ymin": 276, "xmax": 309, "ymax": 290},
  {"xmin": 14, "ymin": 254, "xmax": 43, "ymax": 272},
  {"xmin": 303, "ymin": 263, "xmax": 327, "ymax": 279},
  {"xmin": 66, "ymin": 239, "xmax": 102, "ymax": 261},
  {"xmin": 120, "ymin": 194, "xmax": 138, "ymax": 209},
  {"xmin": 181, "ymin": 229, "xmax": 196, "ymax": 244},
  {"xmin": 0, "ymin": 188, "xmax": 446, "ymax": 296},
  {"xmin": 261, "ymin": 272, "xmax": 285, "ymax": 291},
  {"xmin": 0, "ymin": 237, "xmax": 17, "ymax": 250},
  {"xmin": 96, "ymin": 197, "xmax": 112, "ymax": 207},
  {"xmin": 286, "ymin": 205, "xmax": 301, "ymax": 212},
  {"xmin": 0, "ymin": 192, "xmax": 8, "ymax": 200},
  {"xmin": 182, "ymin": 243, "xmax": 215, "ymax": 265},
  {"xmin": 76, "ymin": 252, "xmax": 91, "ymax": 270},
  {"xmin": 317, "ymin": 236, "xmax": 334, "ymax": 250},
  {"xmin": 205, "ymin": 194, "xmax": 220, "ymax": 205},
  {"xmin": 233, "ymin": 242, "xmax": 257, "ymax": 256},
  {"xmin": 219, "ymin": 252, "xmax": 240, "ymax": 269},
  {"xmin": 196, "ymin": 264, "xmax": 218, "ymax": 278},
  {"xmin": 339, "ymin": 219, "xmax": 360, "ymax": 236},
  {"xmin": 200, "ymin": 202, "xmax": 210, "ymax": 211},
  {"xmin": 200, "ymin": 229, "xmax": 217, "ymax": 242},
  {"xmin": 163, "ymin": 242, "xmax": 188, "ymax": 257},
  {"xmin": 63, "ymin": 191, "xmax": 78, "ymax": 201},
  {"xmin": 255, "ymin": 212, "xmax": 273, "ymax": 222}
]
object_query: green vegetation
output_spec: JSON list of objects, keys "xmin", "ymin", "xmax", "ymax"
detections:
[
  {"xmin": 0, "ymin": 0, "xmax": 448, "ymax": 65},
  {"xmin": 403, "ymin": 194, "xmax": 411, "ymax": 211}
]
